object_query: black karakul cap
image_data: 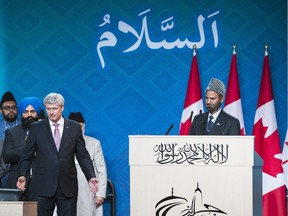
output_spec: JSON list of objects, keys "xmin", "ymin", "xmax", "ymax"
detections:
[
  {"xmin": 68, "ymin": 112, "xmax": 85, "ymax": 123},
  {"xmin": 1, "ymin": 91, "xmax": 17, "ymax": 105}
]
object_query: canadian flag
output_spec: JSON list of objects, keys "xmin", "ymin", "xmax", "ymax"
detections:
[
  {"xmin": 282, "ymin": 129, "xmax": 288, "ymax": 189},
  {"xmin": 179, "ymin": 48, "xmax": 203, "ymax": 135},
  {"xmin": 252, "ymin": 50, "xmax": 287, "ymax": 216},
  {"xmin": 223, "ymin": 48, "xmax": 245, "ymax": 135}
]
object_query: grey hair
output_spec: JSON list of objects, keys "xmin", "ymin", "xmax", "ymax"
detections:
[{"xmin": 43, "ymin": 93, "xmax": 65, "ymax": 106}]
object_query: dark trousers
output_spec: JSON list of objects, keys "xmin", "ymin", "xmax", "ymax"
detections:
[{"xmin": 35, "ymin": 182, "xmax": 77, "ymax": 216}]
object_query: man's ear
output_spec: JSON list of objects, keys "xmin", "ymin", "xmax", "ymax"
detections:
[{"xmin": 220, "ymin": 96, "xmax": 224, "ymax": 103}]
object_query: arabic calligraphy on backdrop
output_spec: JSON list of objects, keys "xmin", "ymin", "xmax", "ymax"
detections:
[
  {"xmin": 154, "ymin": 142, "xmax": 229, "ymax": 164},
  {"xmin": 96, "ymin": 9, "xmax": 220, "ymax": 68}
]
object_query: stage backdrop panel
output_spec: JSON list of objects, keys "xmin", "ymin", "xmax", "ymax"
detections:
[{"xmin": 0, "ymin": 0, "xmax": 286, "ymax": 215}]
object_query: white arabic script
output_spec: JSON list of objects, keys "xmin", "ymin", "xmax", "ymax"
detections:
[{"xmin": 96, "ymin": 9, "xmax": 220, "ymax": 69}]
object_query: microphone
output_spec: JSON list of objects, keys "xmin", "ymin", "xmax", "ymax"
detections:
[
  {"xmin": 165, "ymin": 124, "xmax": 174, "ymax": 135},
  {"xmin": 187, "ymin": 111, "xmax": 194, "ymax": 134},
  {"xmin": 189, "ymin": 111, "xmax": 194, "ymax": 121}
]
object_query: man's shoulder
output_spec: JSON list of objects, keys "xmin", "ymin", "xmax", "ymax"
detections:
[
  {"xmin": 193, "ymin": 112, "xmax": 208, "ymax": 120},
  {"xmin": 84, "ymin": 135, "xmax": 100, "ymax": 142},
  {"xmin": 7, "ymin": 124, "xmax": 24, "ymax": 132},
  {"xmin": 30, "ymin": 119, "xmax": 47, "ymax": 129},
  {"xmin": 65, "ymin": 119, "xmax": 81, "ymax": 128},
  {"xmin": 0, "ymin": 119, "xmax": 20, "ymax": 127},
  {"xmin": 220, "ymin": 110, "xmax": 240, "ymax": 122}
]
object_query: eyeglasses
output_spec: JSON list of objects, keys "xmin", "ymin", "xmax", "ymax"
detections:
[{"xmin": 2, "ymin": 106, "xmax": 17, "ymax": 111}]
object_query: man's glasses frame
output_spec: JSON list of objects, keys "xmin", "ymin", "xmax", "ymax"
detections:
[{"xmin": 2, "ymin": 106, "xmax": 18, "ymax": 111}]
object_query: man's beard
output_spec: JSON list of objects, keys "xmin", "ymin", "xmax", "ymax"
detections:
[
  {"xmin": 206, "ymin": 101, "xmax": 222, "ymax": 113},
  {"xmin": 3, "ymin": 113, "xmax": 18, "ymax": 122},
  {"xmin": 22, "ymin": 116, "xmax": 38, "ymax": 130}
]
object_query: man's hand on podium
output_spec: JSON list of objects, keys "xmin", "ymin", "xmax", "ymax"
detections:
[{"xmin": 17, "ymin": 176, "xmax": 26, "ymax": 191}]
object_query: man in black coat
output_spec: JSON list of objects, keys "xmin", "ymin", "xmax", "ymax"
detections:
[
  {"xmin": 189, "ymin": 78, "xmax": 240, "ymax": 135},
  {"xmin": 3, "ymin": 97, "xmax": 42, "ymax": 200},
  {"xmin": 17, "ymin": 93, "xmax": 98, "ymax": 216}
]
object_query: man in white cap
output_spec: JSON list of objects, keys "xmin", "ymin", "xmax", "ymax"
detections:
[
  {"xmin": 189, "ymin": 78, "xmax": 240, "ymax": 135},
  {"xmin": 67, "ymin": 112, "xmax": 107, "ymax": 216}
]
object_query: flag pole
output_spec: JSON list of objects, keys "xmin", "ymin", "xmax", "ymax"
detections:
[
  {"xmin": 187, "ymin": 45, "xmax": 197, "ymax": 134},
  {"xmin": 179, "ymin": 44, "xmax": 203, "ymax": 135},
  {"xmin": 253, "ymin": 45, "xmax": 287, "ymax": 216}
]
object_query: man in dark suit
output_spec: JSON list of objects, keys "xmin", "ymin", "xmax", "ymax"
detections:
[
  {"xmin": 3, "ymin": 97, "xmax": 42, "ymax": 200},
  {"xmin": 17, "ymin": 93, "xmax": 98, "ymax": 216},
  {"xmin": 189, "ymin": 78, "xmax": 240, "ymax": 135},
  {"xmin": 0, "ymin": 91, "xmax": 21, "ymax": 187}
]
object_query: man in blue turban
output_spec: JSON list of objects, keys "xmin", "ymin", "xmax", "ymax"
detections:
[
  {"xmin": 18, "ymin": 97, "xmax": 42, "ymax": 131},
  {"xmin": 2, "ymin": 96, "xmax": 42, "ymax": 200}
]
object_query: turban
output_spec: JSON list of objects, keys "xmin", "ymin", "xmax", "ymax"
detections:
[
  {"xmin": 68, "ymin": 112, "xmax": 85, "ymax": 123},
  {"xmin": 1, "ymin": 91, "xmax": 16, "ymax": 105},
  {"xmin": 18, "ymin": 97, "xmax": 42, "ymax": 116},
  {"xmin": 206, "ymin": 78, "xmax": 225, "ymax": 97}
]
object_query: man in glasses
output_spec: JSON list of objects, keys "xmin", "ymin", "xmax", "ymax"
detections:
[
  {"xmin": 0, "ymin": 91, "xmax": 21, "ymax": 141},
  {"xmin": 0, "ymin": 91, "xmax": 21, "ymax": 188}
]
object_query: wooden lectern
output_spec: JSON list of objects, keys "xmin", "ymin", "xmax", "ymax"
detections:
[
  {"xmin": 0, "ymin": 188, "xmax": 37, "ymax": 216},
  {"xmin": 0, "ymin": 201, "xmax": 37, "ymax": 216},
  {"xmin": 129, "ymin": 135, "xmax": 262, "ymax": 216}
]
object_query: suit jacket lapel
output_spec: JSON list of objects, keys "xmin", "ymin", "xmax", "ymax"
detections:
[
  {"xmin": 212, "ymin": 110, "xmax": 225, "ymax": 135},
  {"xmin": 200, "ymin": 113, "xmax": 209, "ymax": 135},
  {"xmin": 59, "ymin": 119, "xmax": 69, "ymax": 152},
  {"xmin": 43, "ymin": 119, "xmax": 58, "ymax": 151}
]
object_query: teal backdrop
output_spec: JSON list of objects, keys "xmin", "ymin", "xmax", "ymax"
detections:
[{"xmin": 0, "ymin": 0, "xmax": 287, "ymax": 215}]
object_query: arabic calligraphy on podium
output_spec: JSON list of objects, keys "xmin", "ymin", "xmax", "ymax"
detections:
[{"xmin": 154, "ymin": 142, "xmax": 229, "ymax": 165}]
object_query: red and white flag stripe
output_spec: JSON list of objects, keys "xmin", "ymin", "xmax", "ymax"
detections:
[
  {"xmin": 282, "ymin": 129, "xmax": 288, "ymax": 189},
  {"xmin": 179, "ymin": 48, "xmax": 203, "ymax": 135},
  {"xmin": 253, "ymin": 49, "xmax": 287, "ymax": 216},
  {"xmin": 224, "ymin": 49, "xmax": 245, "ymax": 135}
]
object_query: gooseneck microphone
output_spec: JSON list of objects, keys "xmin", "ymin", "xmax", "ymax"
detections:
[
  {"xmin": 165, "ymin": 124, "xmax": 174, "ymax": 135},
  {"xmin": 189, "ymin": 111, "xmax": 194, "ymax": 121},
  {"xmin": 187, "ymin": 111, "xmax": 194, "ymax": 134}
]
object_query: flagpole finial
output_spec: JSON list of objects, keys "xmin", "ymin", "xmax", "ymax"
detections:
[
  {"xmin": 264, "ymin": 45, "xmax": 268, "ymax": 55},
  {"xmin": 193, "ymin": 45, "xmax": 197, "ymax": 56},
  {"xmin": 232, "ymin": 45, "xmax": 237, "ymax": 54}
]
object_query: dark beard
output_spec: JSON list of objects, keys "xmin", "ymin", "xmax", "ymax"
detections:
[
  {"xmin": 22, "ymin": 116, "xmax": 38, "ymax": 130},
  {"xmin": 3, "ymin": 113, "xmax": 18, "ymax": 122},
  {"xmin": 206, "ymin": 101, "xmax": 222, "ymax": 113}
]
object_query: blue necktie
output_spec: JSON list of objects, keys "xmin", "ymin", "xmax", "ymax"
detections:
[{"xmin": 206, "ymin": 115, "xmax": 214, "ymax": 133}]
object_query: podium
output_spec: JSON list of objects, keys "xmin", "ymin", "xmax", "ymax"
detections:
[
  {"xmin": 0, "ymin": 201, "xmax": 37, "ymax": 216},
  {"xmin": 129, "ymin": 135, "xmax": 262, "ymax": 216}
]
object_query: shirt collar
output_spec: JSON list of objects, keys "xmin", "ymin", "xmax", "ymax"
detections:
[
  {"xmin": 49, "ymin": 116, "xmax": 64, "ymax": 127},
  {"xmin": 208, "ymin": 108, "xmax": 221, "ymax": 122}
]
